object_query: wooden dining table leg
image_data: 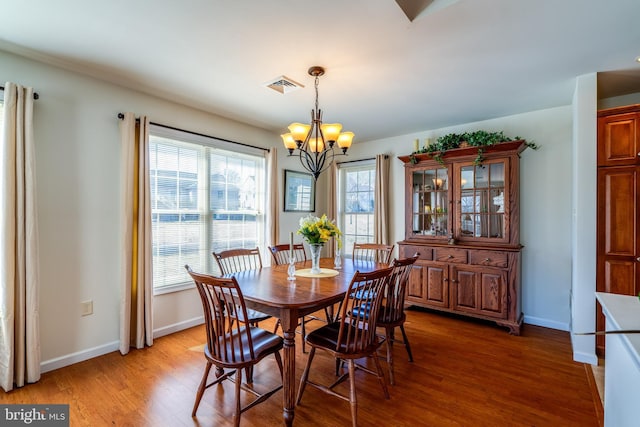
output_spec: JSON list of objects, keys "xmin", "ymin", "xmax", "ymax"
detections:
[{"xmin": 280, "ymin": 310, "xmax": 297, "ymax": 426}]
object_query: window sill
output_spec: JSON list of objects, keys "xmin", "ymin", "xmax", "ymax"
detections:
[{"xmin": 153, "ymin": 281, "xmax": 195, "ymax": 296}]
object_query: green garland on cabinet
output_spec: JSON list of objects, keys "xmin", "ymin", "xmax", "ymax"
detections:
[{"xmin": 409, "ymin": 130, "xmax": 539, "ymax": 165}]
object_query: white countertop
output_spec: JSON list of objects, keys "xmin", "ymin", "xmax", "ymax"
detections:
[{"xmin": 595, "ymin": 292, "xmax": 640, "ymax": 369}]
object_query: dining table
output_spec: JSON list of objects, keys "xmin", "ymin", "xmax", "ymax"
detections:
[{"xmin": 224, "ymin": 257, "xmax": 384, "ymax": 426}]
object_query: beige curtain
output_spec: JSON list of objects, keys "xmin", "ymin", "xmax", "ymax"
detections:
[
  {"xmin": 374, "ymin": 154, "xmax": 390, "ymax": 244},
  {"xmin": 266, "ymin": 147, "xmax": 279, "ymax": 250},
  {"xmin": 118, "ymin": 113, "xmax": 153, "ymax": 355},
  {"xmin": 0, "ymin": 82, "xmax": 40, "ymax": 392},
  {"xmin": 326, "ymin": 162, "xmax": 338, "ymax": 258}
]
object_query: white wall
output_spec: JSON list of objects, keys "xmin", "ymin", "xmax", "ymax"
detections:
[
  {"xmin": 350, "ymin": 106, "xmax": 574, "ymax": 330},
  {"xmin": 0, "ymin": 49, "xmax": 279, "ymax": 370}
]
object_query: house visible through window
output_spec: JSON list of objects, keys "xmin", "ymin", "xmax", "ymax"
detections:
[
  {"xmin": 338, "ymin": 161, "xmax": 376, "ymax": 256},
  {"xmin": 149, "ymin": 127, "xmax": 266, "ymax": 293}
]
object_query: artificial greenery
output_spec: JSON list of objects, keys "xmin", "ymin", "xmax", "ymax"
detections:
[{"xmin": 409, "ymin": 130, "xmax": 539, "ymax": 165}]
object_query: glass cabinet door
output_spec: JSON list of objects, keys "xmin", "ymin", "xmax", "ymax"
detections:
[
  {"xmin": 411, "ymin": 167, "xmax": 449, "ymax": 237},
  {"xmin": 457, "ymin": 159, "xmax": 508, "ymax": 240}
]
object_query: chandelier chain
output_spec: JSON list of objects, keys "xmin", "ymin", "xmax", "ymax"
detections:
[{"xmin": 314, "ymin": 75, "xmax": 320, "ymax": 113}]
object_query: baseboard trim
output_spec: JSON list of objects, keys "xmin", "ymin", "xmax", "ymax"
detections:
[
  {"xmin": 40, "ymin": 317, "xmax": 205, "ymax": 373},
  {"xmin": 523, "ymin": 315, "xmax": 569, "ymax": 331},
  {"xmin": 153, "ymin": 316, "xmax": 204, "ymax": 339},
  {"xmin": 41, "ymin": 340, "xmax": 119, "ymax": 373}
]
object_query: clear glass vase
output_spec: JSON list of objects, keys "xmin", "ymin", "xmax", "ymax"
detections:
[{"xmin": 309, "ymin": 243, "xmax": 323, "ymax": 274}]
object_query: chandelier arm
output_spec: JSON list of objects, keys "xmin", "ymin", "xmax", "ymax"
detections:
[
  {"xmin": 298, "ymin": 150, "xmax": 313, "ymax": 173},
  {"xmin": 315, "ymin": 149, "xmax": 329, "ymax": 176},
  {"xmin": 299, "ymin": 148, "xmax": 319, "ymax": 177}
]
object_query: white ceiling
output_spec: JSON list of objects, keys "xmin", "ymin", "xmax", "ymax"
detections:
[{"xmin": 1, "ymin": 0, "xmax": 640, "ymax": 142}]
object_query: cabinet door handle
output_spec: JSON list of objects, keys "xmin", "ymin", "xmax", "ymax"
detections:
[
  {"xmin": 637, "ymin": 257, "xmax": 640, "ymax": 262},
  {"xmin": 484, "ymin": 258, "xmax": 491, "ymax": 262},
  {"xmin": 451, "ymin": 279, "xmax": 458, "ymax": 283},
  {"xmin": 443, "ymin": 278, "xmax": 449, "ymax": 282},
  {"xmin": 447, "ymin": 255, "xmax": 454, "ymax": 259}
]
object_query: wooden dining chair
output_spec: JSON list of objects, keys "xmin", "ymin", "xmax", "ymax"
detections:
[
  {"xmin": 352, "ymin": 243, "xmax": 395, "ymax": 264},
  {"xmin": 268, "ymin": 243, "xmax": 306, "ymax": 265},
  {"xmin": 212, "ymin": 247, "xmax": 271, "ymax": 326},
  {"xmin": 268, "ymin": 243, "xmax": 331, "ymax": 352},
  {"xmin": 212, "ymin": 247, "xmax": 272, "ymax": 382},
  {"xmin": 184, "ymin": 266, "xmax": 284, "ymax": 427},
  {"xmin": 213, "ymin": 247, "xmax": 264, "ymax": 275},
  {"xmin": 296, "ymin": 267, "xmax": 394, "ymax": 427},
  {"xmin": 377, "ymin": 254, "xmax": 419, "ymax": 385}
]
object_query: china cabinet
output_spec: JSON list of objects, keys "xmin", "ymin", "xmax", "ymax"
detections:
[{"xmin": 398, "ymin": 140, "xmax": 527, "ymax": 334}]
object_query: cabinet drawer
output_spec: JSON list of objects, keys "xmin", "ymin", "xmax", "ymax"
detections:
[
  {"xmin": 434, "ymin": 248, "xmax": 467, "ymax": 264},
  {"xmin": 468, "ymin": 250, "xmax": 508, "ymax": 268},
  {"xmin": 400, "ymin": 245, "xmax": 433, "ymax": 261}
]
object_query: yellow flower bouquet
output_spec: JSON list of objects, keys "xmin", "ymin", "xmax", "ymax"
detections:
[{"xmin": 297, "ymin": 214, "xmax": 342, "ymax": 248}]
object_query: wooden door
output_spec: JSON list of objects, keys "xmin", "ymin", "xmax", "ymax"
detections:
[
  {"xmin": 597, "ymin": 112, "xmax": 640, "ymax": 167},
  {"xmin": 451, "ymin": 265, "xmax": 507, "ymax": 318},
  {"xmin": 596, "ymin": 166, "xmax": 640, "ymax": 350},
  {"xmin": 425, "ymin": 262, "xmax": 449, "ymax": 307},
  {"xmin": 407, "ymin": 263, "xmax": 425, "ymax": 302}
]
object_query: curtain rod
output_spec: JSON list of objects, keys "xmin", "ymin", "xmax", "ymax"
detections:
[
  {"xmin": 337, "ymin": 155, "xmax": 388, "ymax": 165},
  {"xmin": 117, "ymin": 113, "xmax": 270, "ymax": 153},
  {"xmin": 0, "ymin": 85, "xmax": 40, "ymax": 100}
]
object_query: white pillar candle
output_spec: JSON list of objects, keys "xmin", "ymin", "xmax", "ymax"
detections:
[
  {"xmin": 290, "ymin": 232, "xmax": 294, "ymax": 258},
  {"xmin": 413, "ymin": 138, "xmax": 419, "ymax": 152}
]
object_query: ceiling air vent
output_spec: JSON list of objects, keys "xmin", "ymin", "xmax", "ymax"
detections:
[{"xmin": 263, "ymin": 75, "xmax": 304, "ymax": 94}]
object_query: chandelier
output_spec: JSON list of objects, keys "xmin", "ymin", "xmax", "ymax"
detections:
[{"xmin": 281, "ymin": 66, "xmax": 354, "ymax": 180}]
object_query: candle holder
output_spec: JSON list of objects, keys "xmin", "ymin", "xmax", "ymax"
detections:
[
  {"xmin": 287, "ymin": 256, "xmax": 296, "ymax": 281},
  {"xmin": 334, "ymin": 248, "xmax": 342, "ymax": 270}
]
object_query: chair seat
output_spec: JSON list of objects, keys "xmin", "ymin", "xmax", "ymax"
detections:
[
  {"xmin": 205, "ymin": 326, "xmax": 283, "ymax": 367},
  {"xmin": 233, "ymin": 308, "xmax": 271, "ymax": 324},
  {"xmin": 306, "ymin": 322, "xmax": 381, "ymax": 357}
]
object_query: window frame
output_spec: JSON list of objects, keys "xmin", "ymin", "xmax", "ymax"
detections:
[
  {"xmin": 337, "ymin": 160, "xmax": 376, "ymax": 258},
  {"xmin": 149, "ymin": 125, "xmax": 267, "ymax": 295}
]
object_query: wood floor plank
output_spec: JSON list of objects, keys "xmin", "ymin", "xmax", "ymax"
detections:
[{"xmin": 3, "ymin": 308, "xmax": 599, "ymax": 426}]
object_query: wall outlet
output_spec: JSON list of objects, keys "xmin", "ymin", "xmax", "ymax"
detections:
[{"xmin": 81, "ymin": 300, "xmax": 93, "ymax": 316}]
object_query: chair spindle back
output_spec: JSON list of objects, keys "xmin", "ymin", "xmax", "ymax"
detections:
[
  {"xmin": 379, "ymin": 254, "xmax": 419, "ymax": 324},
  {"xmin": 213, "ymin": 247, "xmax": 262, "ymax": 275},
  {"xmin": 352, "ymin": 243, "xmax": 395, "ymax": 265},
  {"xmin": 185, "ymin": 266, "xmax": 256, "ymax": 364},
  {"xmin": 335, "ymin": 267, "xmax": 394, "ymax": 354},
  {"xmin": 269, "ymin": 244, "xmax": 307, "ymax": 265}
]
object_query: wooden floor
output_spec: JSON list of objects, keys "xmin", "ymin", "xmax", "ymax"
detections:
[{"xmin": 4, "ymin": 308, "xmax": 599, "ymax": 426}]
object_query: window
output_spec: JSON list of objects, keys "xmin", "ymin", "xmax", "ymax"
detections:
[
  {"xmin": 149, "ymin": 126, "xmax": 266, "ymax": 293},
  {"xmin": 337, "ymin": 162, "xmax": 376, "ymax": 256}
]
